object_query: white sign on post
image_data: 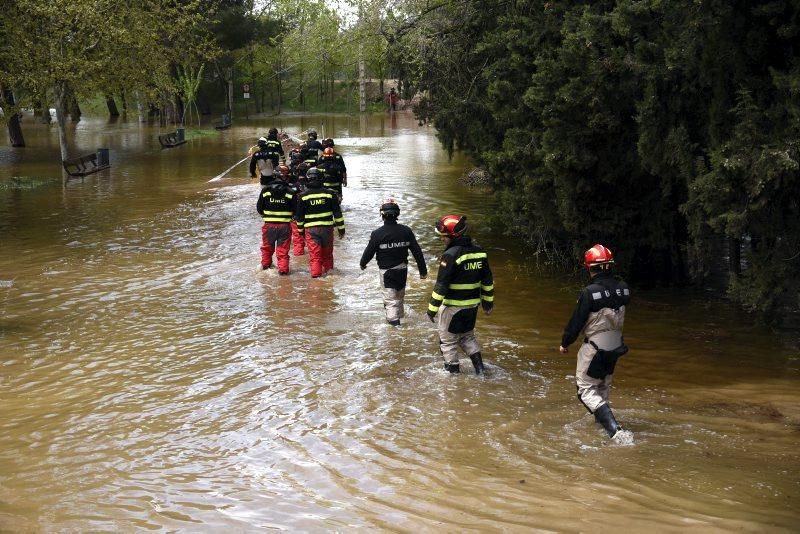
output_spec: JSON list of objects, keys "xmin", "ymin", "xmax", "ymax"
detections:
[{"xmin": 243, "ymin": 83, "xmax": 250, "ymax": 99}]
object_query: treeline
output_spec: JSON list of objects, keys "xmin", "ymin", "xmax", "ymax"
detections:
[
  {"xmin": 0, "ymin": 0, "xmax": 397, "ymax": 161},
  {"xmin": 3, "ymin": 0, "xmax": 798, "ymax": 321},
  {"xmin": 395, "ymin": 0, "xmax": 799, "ymax": 323}
]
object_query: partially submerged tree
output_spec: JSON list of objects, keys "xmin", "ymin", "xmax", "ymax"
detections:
[{"xmin": 1, "ymin": 0, "xmax": 218, "ymax": 159}]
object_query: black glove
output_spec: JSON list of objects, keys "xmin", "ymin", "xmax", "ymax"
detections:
[
  {"xmin": 338, "ymin": 228, "xmax": 345, "ymax": 239},
  {"xmin": 482, "ymin": 302, "xmax": 494, "ymax": 315},
  {"xmin": 427, "ymin": 310, "xmax": 436, "ymax": 323}
]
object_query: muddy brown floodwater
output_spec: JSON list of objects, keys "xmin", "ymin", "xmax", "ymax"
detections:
[{"xmin": 1, "ymin": 112, "xmax": 798, "ymax": 531}]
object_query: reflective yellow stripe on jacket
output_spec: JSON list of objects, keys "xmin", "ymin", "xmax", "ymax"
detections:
[
  {"xmin": 261, "ymin": 191, "xmax": 293, "ymax": 223},
  {"xmin": 429, "ymin": 250, "xmax": 491, "ymax": 313}
]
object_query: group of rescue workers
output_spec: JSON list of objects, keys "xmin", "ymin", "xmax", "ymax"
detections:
[{"xmin": 249, "ymin": 128, "xmax": 632, "ymax": 442}]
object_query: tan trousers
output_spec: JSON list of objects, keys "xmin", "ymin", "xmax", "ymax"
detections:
[
  {"xmin": 379, "ymin": 264, "xmax": 407, "ymax": 322},
  {"xmin": 575, "ymin": 342, "xmax": 614, "ymax": 413},
  {"xmin": 437, "ymin": 305, "xmax": 481, "ymax": 364}
]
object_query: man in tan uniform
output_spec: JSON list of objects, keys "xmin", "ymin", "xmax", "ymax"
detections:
[{"xmin": 559, "ymin": 244, "xmax": 631, "ymax": 440}]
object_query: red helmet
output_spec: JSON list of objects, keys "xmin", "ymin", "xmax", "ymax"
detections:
[
  {"xmin": 435, "ymin": 214, "xmax": 467, "ymax": 238},
  {"xmin": 322, "ymin": 147, "xmax": 334, "ymax": 158},
  {"xmin": 584, "ymin": 243, "xmax": 614, "ymax": 269},
  {"xmin": 278, "ymin": 164, "xmax": 290, "ymax": 177}
]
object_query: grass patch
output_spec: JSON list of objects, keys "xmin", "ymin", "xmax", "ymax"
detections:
[
  {"xmin": 183, "ymin": 127, "xmax": 218, "ymax": 139},
  {"xmin": 0, "ymin": 176, "xmax": 61, "ymax": 190}
]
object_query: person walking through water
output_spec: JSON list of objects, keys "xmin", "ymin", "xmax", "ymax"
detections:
[
  {"xmin": 317, "ymin": 147, "xmax": 346, "ymax": 201},
  {"xmin": 249, "ymin": 129, "xmax": 284, "ymax": 186},
  {"xmin": 256, "ymin": 167, "xmax": 296, "ymax": 274},
  {"xmin": 559, "ymin": 244, "xmax": 631, "ymax": 442},
  {"xmin": 295, "ymin": 168, "xmax": 345, "ymax": 278},
  {"xmin": 360, "ymin": 199, "xmax": 427, "ymax": 326},
  {"xmin": 427, "ymin": 215, "xmax": 493, "ymax": 374}
]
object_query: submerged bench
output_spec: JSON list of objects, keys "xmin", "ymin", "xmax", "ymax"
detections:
[
  {"xmin": 63, "ymin": 150, "xmax": 110, "ymax": 177},
  {"xmin": 213, "ymin": 114, "xmax": 231, "ymax": 130},
  {"xmin": 158, "ymin": 130, "xmax": 186, "ymax": 148}
]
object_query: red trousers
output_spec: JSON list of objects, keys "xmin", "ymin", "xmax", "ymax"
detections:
[
  {"xmin": 261, "ymin": 223, "xmax": 291, "ymax": 274},
  {"xmin": 291, "ymin": 220, "xmax": 305, "ymax": 256},
  {"xmin": 305, "ymin": 226, "xmax": 334, "ymax": 278}
]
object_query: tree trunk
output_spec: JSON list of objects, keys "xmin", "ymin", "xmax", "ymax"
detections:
[
  {"xmin": 176, "ymin": 96, "xmax": 185, "ymax": 126},
  {"xmin": 227, "ymin": 68, "xmax": 233, "ymax": 119},
  {"xmin": 54, "ymin": 81, "xmax": 71, "ymax": 180},
  {"xmin": 1, "ymin": 85, "xmax": 25, "ymax": 147},
  {"xmin": 67, "ymin": 86, "xmax": 81, "ymax": 122},
  {"xmin": 135, "ymin": 91, "xmax": 145, "ymax": 123},
  {"xmin": 359, "ymin": 45, "xmax": 366, "ymax": 112},
  {"xmin": 34, "ymin": 99, "xmax": 51, "ymax": 123},
  {"xmin": 276, "ymin": 62, "xmax": 282, "ymax": 114},
  {"xmin": 120, "ymin": 89, "xmax": 128, "ymax": 114},
  {"xmin": 729, "ymin": 238, "xmax": 741, "ymax": 275},
  {"xmin": 106, "ymin": 95, "xmax": 120, "ymax": 116}
]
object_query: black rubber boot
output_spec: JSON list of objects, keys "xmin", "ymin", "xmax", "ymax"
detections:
[
  {"xmin": 468, "ymin": 352, "xmax": 485, "ymax": 375},
  {"xmin": 388, "ymin": 319, "xmax": 400, "ymax": 326},
  {"xmin": 444, "ymin": 362, "xmax": 460, "ymax": 373},
  {"xmin": 594, "ymin": 403, "xmax": 621, "ymax": 438}
]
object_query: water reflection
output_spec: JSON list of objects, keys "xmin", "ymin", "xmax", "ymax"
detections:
[{"xmin": 0, "ymin": 112, "xmax": 798, "ymax": 531}]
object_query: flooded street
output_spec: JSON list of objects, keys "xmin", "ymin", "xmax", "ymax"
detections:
[{"xmin": 1, "ymin": 112, "xmax": 798, "ymax": 531}]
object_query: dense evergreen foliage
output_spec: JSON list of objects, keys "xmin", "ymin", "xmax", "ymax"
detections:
[{"xmin": 404, "ymin": 0, "xmax": 800, "ymax": 322}]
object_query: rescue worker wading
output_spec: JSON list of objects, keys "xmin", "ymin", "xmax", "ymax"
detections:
[
  {"xmin": 317, "ymin": 147, "xmax": 346, "ymax": 200},
  {"xmin": 321, "ymin": 138, "xmax": 347, "ymax": 186},
  {"xmin": 427, "ymin": 215, "xmax": 493, "ymax": 374},
  {"xmin": 559, "ymin": 244, "xmax": 631, "ymax": 441},
  {"xmin": 295, "ymin": 168, "xmax": 345, "ymax": 278},
  {"xmin": 250, "ymin": 129, "xmax": 284, "ymax": 186},
  {"xmin": 306, "ymin": 129, "xmax": 324, "ymax": 159},
  {"xmin": 298, "ymin": 142, "xmax": 319, "ymax": 181},
  {"xmin": 360, "ymin": 199, "xmax": 427, "ymax": 326},
  {"xmin": 256, "ymin": 167, "xmax": 296, "ymax": 274},
  {"xmin": 288, "ymin": 162, "xmax": 306, "ymax": 257}
]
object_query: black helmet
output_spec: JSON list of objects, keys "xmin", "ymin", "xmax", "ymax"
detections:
[
  {"xmin": 308, "ymin": 129, "xmax": 318, "ymax": 140},
  {"xmin": 321, "ymin": 137, "xmax": 334, "ymax": 148},
  {"xmin": 380, "ymin": 199, "xmax": 400, "ymax": 219},
  {"xmin": 306, "ymin": 167, "xmax": 321, "ymax": 184},
  {"xmin": 268, "ymin": 127, "xmax": 278, "ymax": 138}
]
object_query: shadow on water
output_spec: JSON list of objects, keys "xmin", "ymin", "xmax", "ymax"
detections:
[{"xmin": 0, "ymin": 111, "xmax": 798, "ymax": 531}]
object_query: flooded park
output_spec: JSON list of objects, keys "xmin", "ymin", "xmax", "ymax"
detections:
[{"xmin": 0, "ymin": 112, "xmax": 798, "ymax": 530}]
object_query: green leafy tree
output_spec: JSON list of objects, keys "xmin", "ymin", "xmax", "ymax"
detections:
[{"xmin": 0, "ymin": 0, "xmax": 218, "ymax": 164}]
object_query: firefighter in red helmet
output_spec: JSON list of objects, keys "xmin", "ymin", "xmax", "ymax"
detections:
[
  {"xmin": 559, "ymin": 244, "xmax": 632, "ymax": 441},
  {"xmin": 317, "ymin": 147, "xmax": 345, "ymax": 200},
  {"xmin": 427, "ymin": 214, "xmax": 494, "ymax": 374},
  {"xmin": 321, "ymin": 138, "xmax": 347, "ymax": 187}
]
